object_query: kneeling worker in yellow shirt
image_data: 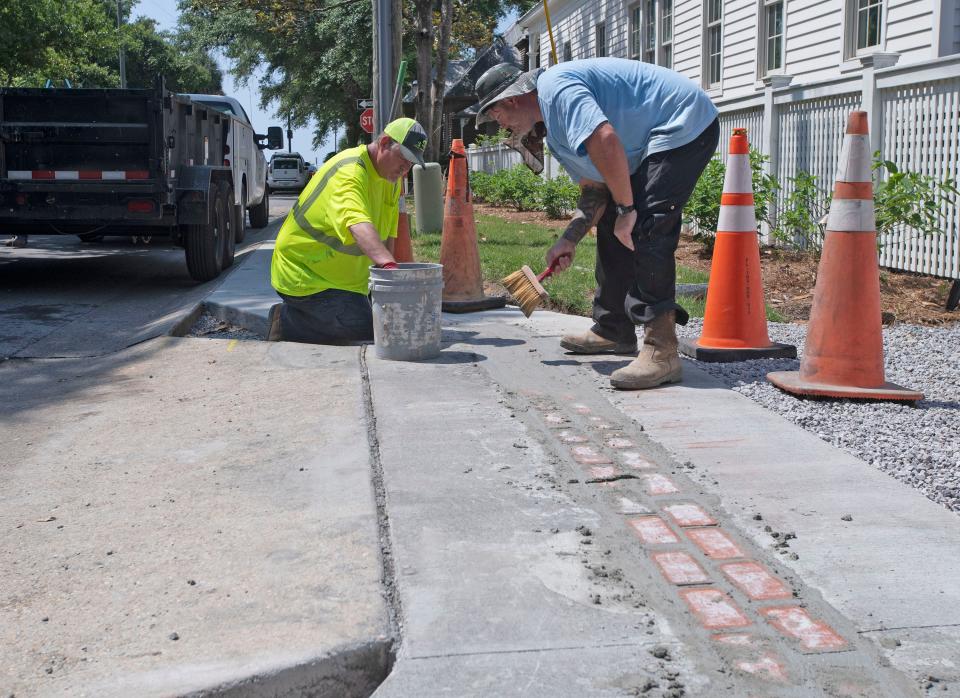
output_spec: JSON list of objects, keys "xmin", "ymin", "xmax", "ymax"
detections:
[{"xmin": 268, "ymin": 117, "xmax": 427, "ymax": 344}]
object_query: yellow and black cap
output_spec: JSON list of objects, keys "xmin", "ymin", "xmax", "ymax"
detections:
[{"xmin": 384, "ymin": 118, "xmax": 427, "ymax": 167}]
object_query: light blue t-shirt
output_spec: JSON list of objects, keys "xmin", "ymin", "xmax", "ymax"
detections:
[{"xmin": 536, "ymin": 58, "xmax": 718, "ymax": 183}]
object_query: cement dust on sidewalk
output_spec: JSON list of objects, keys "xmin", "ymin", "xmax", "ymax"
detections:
[{"xmin": 0, "ymin": 337, "xmax": 390, "ymax": 697}]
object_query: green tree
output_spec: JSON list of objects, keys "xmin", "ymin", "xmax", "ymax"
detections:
[{"xmin": 0, "ymin": 0, "xmax": 220, "ymax": 91}]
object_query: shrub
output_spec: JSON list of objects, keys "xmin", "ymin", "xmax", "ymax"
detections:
[
  {"xmin": 498, "ymin": 164, "xmax": 543, "ymax": 211},
  {"xmin": 540, "ymin": 174, "xmax": 579, "ymax": 219},
  {"xmin": 473, "ymin": 128, "xmax": 510, "ymax": 148},
  {"xmin": 771, "ymin": 170, "xmax": 831, "ymax": 251},
  {"xmin": 683, "ymin": 148, "xmax": 779, "ymax": 254},
  {"xmin": 470, "ymin": 171, "xmax": 494, "ymax": 203}
]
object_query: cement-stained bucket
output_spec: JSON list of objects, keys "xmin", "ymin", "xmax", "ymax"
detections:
[{"xmin": 368, "ymin": 263, "xmax": 443, "ymax": 361}]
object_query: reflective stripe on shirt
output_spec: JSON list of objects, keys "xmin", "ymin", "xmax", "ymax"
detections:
[{"xmin": 291, "ymin": 156, "xmax": 367, "ymax": 257}]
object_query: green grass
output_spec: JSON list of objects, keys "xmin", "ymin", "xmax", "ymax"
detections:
[{"xmin": 412, "ymin": 213, "xmax": 711, "ymax": 318}]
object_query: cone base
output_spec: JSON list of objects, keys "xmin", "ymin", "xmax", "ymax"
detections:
[
  {"xmin": 767, "ymin": 370, "xmax": 923, "ymax": 402},
  {"xmin": 679, "ymin": 338, "xmax": 797, "ymax": 363},
  {"xmin": 442, "ymin": 296, "xmax": 507, "ymax": 314}
]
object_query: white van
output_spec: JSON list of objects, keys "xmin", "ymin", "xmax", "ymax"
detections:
[{"xmin": 268, "ymin": 152, "xmax": 310, "ymax": 192}]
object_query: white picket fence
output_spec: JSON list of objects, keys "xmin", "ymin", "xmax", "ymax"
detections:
[{"xmin": 467, "ymin": 55, "xmax": 960, "ymax": 280}]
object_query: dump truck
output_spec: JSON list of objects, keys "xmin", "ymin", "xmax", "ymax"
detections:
[{"xmin": 0, "ymin": 80, "xmax": 283, "ymax": 281}]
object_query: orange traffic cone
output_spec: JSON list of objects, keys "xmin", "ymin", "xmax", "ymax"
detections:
[
  {"xmin": 767, "ymin": 112, "xmax": 923, "ymax": 402},
  {"xmin": 394, "ymin": 182, "xmax": 414, "ymax": 263},
  {"xmin": 439, "ymin": 139, "xmax": 506, "ymax": 313},
  {"xmin": 679, "ymin": 128, "xmax": 795, "ymax": 362}
]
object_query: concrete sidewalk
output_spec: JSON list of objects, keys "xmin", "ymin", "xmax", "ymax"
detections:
[{"xmin": 5, "ymin": 235, "xmax": 958, "ymax": 696}]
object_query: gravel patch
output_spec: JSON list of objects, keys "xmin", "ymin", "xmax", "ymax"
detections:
[
  {"xmin": 676, "ymin": 319, "xmax": 960, "ymax": 514},
  {"xmin": 187, "ymin": 312, "xmax": 264, "ymax": 341}
]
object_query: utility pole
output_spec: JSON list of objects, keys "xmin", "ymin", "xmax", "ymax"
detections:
[
  {"xmin": 372, "ymin": 0, "xmax": 400, "ymax": 133},
  {"xmin": 117, "ymin": 0, "xmax": 127, "ymax": 88},
  {"xmin": 286, "ymin": 114, "xmax": 293, "ymax": 153}
]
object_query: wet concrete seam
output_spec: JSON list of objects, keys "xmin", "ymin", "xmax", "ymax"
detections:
[{"xmin": 358, "ymin": 344, "xmax": 404, "ymax": 650}]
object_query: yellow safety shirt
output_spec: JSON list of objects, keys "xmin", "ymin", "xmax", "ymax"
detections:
[{"xmin": 271, "ymin": 145, "xmax": 399, "ymax": 297}]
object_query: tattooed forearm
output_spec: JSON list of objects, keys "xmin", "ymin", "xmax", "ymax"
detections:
[{"xmin": 561, "ymin": 185, "xmax": 608, "ymax": 244}]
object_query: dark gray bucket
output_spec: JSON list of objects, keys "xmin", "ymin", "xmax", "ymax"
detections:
[{"xmin": 368, "ymin": 263, "xmax": 444, "ymax": 361}]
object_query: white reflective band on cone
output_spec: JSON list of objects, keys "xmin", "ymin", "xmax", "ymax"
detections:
[
  {"xmin": 723, "ymin": 154, "xmax": 752, "ymax": 193},
  {"xmin": 835, "ymin": 135, "xmax": 872, "ymax": 183},
  {"xmin": 826, "ymin": 198, "xmax": 876, "ymax": 232},
  {"xmin": 717, "ymin": 205, "xmax": 757, "ymax": 232}
]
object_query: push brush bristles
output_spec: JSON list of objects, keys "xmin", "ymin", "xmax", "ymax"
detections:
[{"xmin": 502, "ymin": 262, "xmax": 557, "ymax": 317}]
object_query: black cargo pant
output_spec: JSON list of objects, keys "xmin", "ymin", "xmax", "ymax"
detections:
[
  {"xmin": 277, "ymin": 288, "xmax": 373, "ymax": 344},
  {"xmin": 591, "ymin": 118, "xmax": 719, "ymax": 343}
]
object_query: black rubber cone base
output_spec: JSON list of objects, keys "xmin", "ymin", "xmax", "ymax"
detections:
[
  {"xmin": 679, "ymin": 337, "xmax": 797, "ymax": 363},
  {"xmin": 767, "ymin": 370, "xmax": 924, "ymax": 402},
  {"xmin": 442, "ymin": 295, "xmax": 507, "ymax": 314}
]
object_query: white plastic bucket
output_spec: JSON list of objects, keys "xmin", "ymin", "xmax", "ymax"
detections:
[{"xmin": 368, "ymin": 263, "xmax": 443, "ymax": 361}]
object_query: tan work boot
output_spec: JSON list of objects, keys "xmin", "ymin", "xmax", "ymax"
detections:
[
  {"xmin": 560, "ymin": 328, "xmax": 637, "ymax": 355},
  {"xmin": 610, "ymin": 311, "xmax": 682, "ymax": 390},
  {"xmin": 266, "ymin": 303, "xmax": 283, "ymax": 341}
]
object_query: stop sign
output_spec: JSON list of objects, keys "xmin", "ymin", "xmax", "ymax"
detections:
[{"xmin": 360, "ymin": 108, "xmax": 374, "ymax": 134}]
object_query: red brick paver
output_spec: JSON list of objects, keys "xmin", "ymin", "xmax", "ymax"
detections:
[
  {"xmin": 686, "ymin": 528, "xmax": 745, "ymax": 560},
  {"xmin": 570, "ymin": 445, "xmax": 613, "ymax": 465},
  {"xmin": 663, "ymin": 503, "xmax": 717, "ymax": 527},
  {"xmin": 721, "ymin": 561, "xmax": 792, "ymax": 601},
  {"xmin": 761, "ymin": 606, "xmax": 848, "ymax": 652},
  {"xmin": 627, "ymin": 516, "xmax": 680, "ymax": 545},
  {"xmin": 642, "ymin": 473, "xmax": 679, "ymax": 495},
  {"xmin": 652, "ymin": 551, "xmax": 710, "ymax": 585},
  {"xmin": 681, "ymin": 589, "xmax": 751, "ymax": 629}
]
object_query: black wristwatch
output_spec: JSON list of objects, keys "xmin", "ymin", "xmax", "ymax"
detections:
[{"xmin": 614, "ymin": 203, "xmax": 636, "ymax": 217}]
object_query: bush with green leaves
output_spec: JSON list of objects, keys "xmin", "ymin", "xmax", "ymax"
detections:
[
  {"xmin": 540, "ymin": 174, "xmax": 579, "ymax": 219},
  {"xmin": 470, "ymin": 171, "xmax": 495, "ymax": 204},
  {"xmin": 473, "ymin": 128, "xmax": 510, "ymax": 148},
  {"xmin": 494, "ymin": 164, "xmax": 543, "ymax": 211},
  {"xmin": 770, "ymin": 154, "xmax": 958, "ymax": 252},
  {"xmin": 873, "ymin": 157, "xmax": 958, "ymax": 239},
  {"xmin": 683, "ymin": 148, "xmax": 780, "ymax": 253}
]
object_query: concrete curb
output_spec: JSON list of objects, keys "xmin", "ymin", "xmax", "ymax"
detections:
[{"xmin": 192, "ymin": 640, "xmax": 393, "ymax": 698}]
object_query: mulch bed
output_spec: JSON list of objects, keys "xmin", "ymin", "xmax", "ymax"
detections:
[{"xmin": 474, "ymin": 202, "xmax": 958, "ymax": 326}]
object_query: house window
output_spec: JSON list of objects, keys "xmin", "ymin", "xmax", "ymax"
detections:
[
  {"xmin": 660, "ymin": 0, "xmax": 673, "ymax": 68},
  {"xmin": 596, "ymin": 23, "xmax": 607, "ymax": 57},
  {"xmin": 629, "ymin": 5, "xmax": 642, "ymax": 59},
  {"xmin": 563, "ymin": 41, "xmax": 572, "ymax": 62},
  {"xmin": 705, "ymin": 0, "xmax": 723, "ymax": 86},
  {"xmin": 761, "ymin": 0, "xmax": 784, "ymax": 74},
  {"xmin": 643, "ymin": 0, "xmax": 656, "ymax": 63},
  {"xmin": 856, "ymin": 0, "xmax": 882, "ymax": 50}
]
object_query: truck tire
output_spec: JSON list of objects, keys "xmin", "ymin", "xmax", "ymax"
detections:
[
  {"xmin": 219, "ymin": 181, "xmax": 236, "ymax": 270},
  {"xmin": 184, "ymin": 187, "xmax": 225, "ymax": 282},
  {"xmin": 235, "ymin": 184, "xmax": 247, "ymax": 243},
  {"xmin": 249, "ymin": 188, "xmax": 269, "ymax": 228}
]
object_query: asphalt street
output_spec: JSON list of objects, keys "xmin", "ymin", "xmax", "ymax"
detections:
[{"xmin": 0, "ymin": 195, "xmax": 296, "ymax": 359}]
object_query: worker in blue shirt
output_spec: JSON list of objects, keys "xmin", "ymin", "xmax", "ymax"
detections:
[{"xmin": 474, "ymin": 58, "xmax": 719, "ymax": 390}]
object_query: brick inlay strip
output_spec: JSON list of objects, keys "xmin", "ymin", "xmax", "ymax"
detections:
[{"xmin": 643, "ymin": 473, "xmax": 679, "ymax": 495}]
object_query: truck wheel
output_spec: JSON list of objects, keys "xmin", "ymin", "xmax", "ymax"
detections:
[
  {"xmin": 184, "ymin": 187, "xmax": 225, "ymax": 282},
  {"xmin": 249, "ymin": 188, "xmax": 269, "ymax": 228},
  {"xmin": 219, "ymin": 181, "xmax": 236, "ymax": 270},
  {"xmin": 236, "ymin": 184, "xmax": 247, "ymax": 243}
]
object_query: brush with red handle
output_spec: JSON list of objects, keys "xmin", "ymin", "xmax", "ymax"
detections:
[{"xmin": 502, "ymin": 257, "xmax": 565, "ymax": 317}]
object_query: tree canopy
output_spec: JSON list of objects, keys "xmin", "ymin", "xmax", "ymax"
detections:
[
  {"xmin": 0, "ymin": 0, "xmax": 221, "ymax": 92},
  {"xmin": 179, "ymin": 0, "xmax": 534, "ymax": 152}
]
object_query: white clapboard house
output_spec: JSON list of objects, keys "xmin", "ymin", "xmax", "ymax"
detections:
[{"xmin": 467, "ymin": 0, "xmax": 960, "ymax": 280}]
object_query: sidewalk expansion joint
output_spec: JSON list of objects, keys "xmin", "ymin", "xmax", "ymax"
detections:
[{"xmin": 359, "ymin": 345, "xmax": 403, "ymax": 655}]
